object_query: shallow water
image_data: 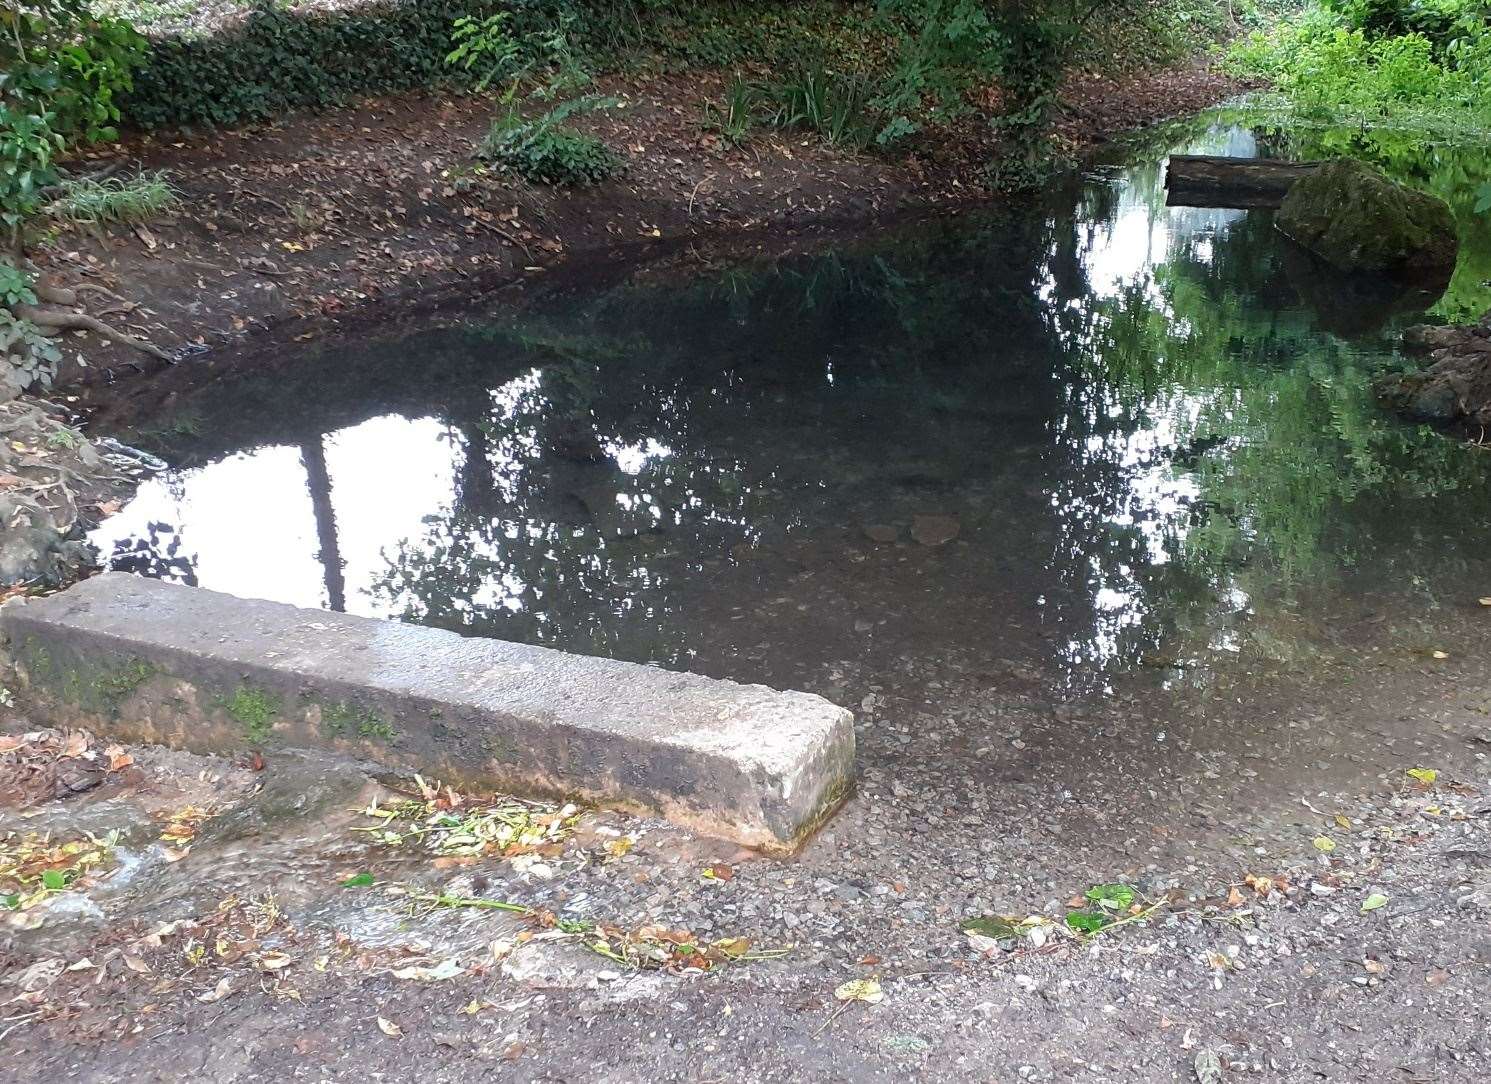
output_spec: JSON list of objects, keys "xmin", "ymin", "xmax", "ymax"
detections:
[{"xmin": 90, "ymin": 116, "xmax": 1491, "ymax": 699}]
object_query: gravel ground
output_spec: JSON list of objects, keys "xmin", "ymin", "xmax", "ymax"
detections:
[{"xmin": 2, "ymin": 601, "xmax": 1489, "ymax": 1081}]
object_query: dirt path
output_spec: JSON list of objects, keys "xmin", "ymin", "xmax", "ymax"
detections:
[{"xmin": 43, "ymin": 61, "xmax": 1241, "ymax": 389}]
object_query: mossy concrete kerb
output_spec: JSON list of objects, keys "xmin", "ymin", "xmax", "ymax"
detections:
[{"xmin": 0, "ymin": 574, "xmax": 856, "ymax": 852}]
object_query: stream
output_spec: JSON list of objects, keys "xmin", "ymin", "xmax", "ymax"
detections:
[{"xmin": 88, "ymin": 111, "xmax": 1491, "ymax": 704}]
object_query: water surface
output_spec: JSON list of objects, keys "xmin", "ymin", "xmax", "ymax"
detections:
[{"xmin": 91, "ymin": 117, "xmax": 1491, "ymax": 699}]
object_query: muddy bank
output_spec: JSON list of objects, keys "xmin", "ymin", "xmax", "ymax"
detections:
[
  {"xmin": 41, "ymin": 60, "xmax": 1243, "ymax": 391},
  {"xmin": 1380, "ymin": 311, "xmax": 1491, "ymax": 433}
]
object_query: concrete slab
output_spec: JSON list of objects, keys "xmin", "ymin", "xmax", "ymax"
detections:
[{"xmin": 0, "ymin": 574, "xmax": 855, "ymax": 852}]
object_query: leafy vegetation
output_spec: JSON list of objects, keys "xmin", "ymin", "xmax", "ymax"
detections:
[
  {"xmin": 0, "ymin": 0, "xmax": 175, "ymax": 394},
  {"xmin": 450, "ymin": 9, "xmax": 621, "ymax": 185},
  {"xmin": 1229, "ymin": 0, "xmax": 1491, "ymax": 130},
  {"xmin": 479, "ymin": 95, "xmax": 622, "ymax": 184}
]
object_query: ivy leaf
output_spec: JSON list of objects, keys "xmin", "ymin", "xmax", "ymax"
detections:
[{"xmin": 340, "ymin": 872, "xmax": 375, "ymax": 888}]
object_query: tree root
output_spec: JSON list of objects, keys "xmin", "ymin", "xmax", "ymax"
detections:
[
  {"xmin": 33, "ymin": 284, "xmax": 77, "ymax": 306},
  {"xmin": 16, "ymin": 303, "xmax": 174, "ymax": 363}
]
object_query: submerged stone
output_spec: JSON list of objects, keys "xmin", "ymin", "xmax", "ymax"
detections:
[{"xmin": 1275, "ymin": 159, "xmax": 1458, "ymax": 278}]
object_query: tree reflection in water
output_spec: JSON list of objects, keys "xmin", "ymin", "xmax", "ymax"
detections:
[{"xmin": 90, "ymin": 116, "xmax": 1491, "ymax": 694}]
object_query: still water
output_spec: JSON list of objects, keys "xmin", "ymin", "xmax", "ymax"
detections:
[{"xmin": 90, "ymin": 116, "xmax": 1491, "ymax": 697}]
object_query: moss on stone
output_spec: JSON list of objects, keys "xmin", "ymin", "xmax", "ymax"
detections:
[
  {"xmin": 220, "ymin": 685, "xmax": 279, "ymax": 743},
  {"xmin": 319, "ymin": 700, "xmax": 393, "ymax": 741},
  {"xmin": 1277, "ymin": 158, "xmax": 1458, "ymax": 277}
]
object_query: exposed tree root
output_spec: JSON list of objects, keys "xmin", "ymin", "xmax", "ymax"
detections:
[{"xmin": 15, "ymin": 303, "xmax": 174, "ymax": 363}]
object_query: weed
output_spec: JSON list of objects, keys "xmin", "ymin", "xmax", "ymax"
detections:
[
  {"xmin": 47, "ymin": 173, "xmax": 176, "ymax": 228},
  {"xmin": 702, "ymin": 75, "xmax": 760, "ymax": 146},
  {"xmin": 479, "ymin": 96, "xmax": 622, "ymax": 185},
  {"xmin": 765, "ymin": 66, "xmax": 877, "ymax": 149},
  {"xmin": 94, "ymin": 659, "xmax": 155, "ymax": 712},
  {"xmin": 320, "ymin": 700, "xmax": 395, "ymax": 740}
]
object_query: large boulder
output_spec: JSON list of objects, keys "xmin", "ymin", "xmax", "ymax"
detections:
[{"xmin": 1276, "ymin": 159, "xmax": 1458, "ymax": 278}]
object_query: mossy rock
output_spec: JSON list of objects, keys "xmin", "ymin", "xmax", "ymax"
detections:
[{"xmin": 1276, "ymin": 159, "xmax": 1458, "ymax": 278}]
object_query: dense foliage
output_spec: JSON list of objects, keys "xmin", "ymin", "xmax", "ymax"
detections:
[
  {"xmin": 1229, "ymin": 0, "xmax": 1491, "ymax": 128},
  {"xmin": 1, "ymin": 0, "xmax": 148, "ymax": 393},
  {"xmin": 1, "ymin": 0, "xmax": 145, "ymax": 248}
]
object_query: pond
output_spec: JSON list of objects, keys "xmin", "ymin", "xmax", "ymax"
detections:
[{"xmin": 89, "ymin": 112, "xmax": 1491, "ymax": 702}]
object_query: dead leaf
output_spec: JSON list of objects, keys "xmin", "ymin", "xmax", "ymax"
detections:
[
  {"xmin": 377, "ymin": 1016, "xmax": 403, "ymax": 1038},
  {"xmin": 196, "ymin": 977, "xmax": 233, "ymax": 1003},
  {"xmin": 833, "ymin": 978, "xmax": 885, "ymax": 1004}
]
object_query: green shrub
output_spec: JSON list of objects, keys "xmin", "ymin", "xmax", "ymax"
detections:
[
  {"xmin": 479, "ymin": 96, "xmax": 622, "ymax": 184},
  {"xmin": 1229, "ymin": 0, "xmax": 1491, "ymax": 126},
  {"xmin": 116, "ymin": 1, "xmax": 884, "ymax": 131}
]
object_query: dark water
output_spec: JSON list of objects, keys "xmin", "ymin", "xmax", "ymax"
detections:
[{"xmin": 90, "ymin": 117, "xmax": 1491, "ymax": 697}]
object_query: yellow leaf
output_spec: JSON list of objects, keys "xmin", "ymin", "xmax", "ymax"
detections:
[
  {"xmin": 1333, "ymin": 814, "xmax": 1351, "ymax": 829},
  {"xmin": 604, "ymin": 837, "xmax": 634, "ymax": 858},
  {"xmin": 834, "ymin": 978, "xmax": 885, "ymax": 1004},
  {"xmin": 1406, "ymin": 767, "xmax": 1438, "ymax": 785},
  {"xmin": 1312, "ymin": 836, "xmax": 1335, "ymax": 852}
]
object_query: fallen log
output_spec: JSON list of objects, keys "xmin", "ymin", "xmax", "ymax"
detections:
[{"xmin": 1165, "ymin": 154, "xmax": 1322, "ymax": 209}]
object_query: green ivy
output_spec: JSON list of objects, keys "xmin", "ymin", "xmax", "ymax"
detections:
[
  {"xmin": 117, "ymin": 1, "xmax": 886, "ymax": 131},
  {"xmin": 121, "ymin": 0, "xmax": 504, "ymax": 128}
]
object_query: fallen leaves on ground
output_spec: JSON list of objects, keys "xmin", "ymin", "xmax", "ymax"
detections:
[
  {"xmin": 585, "ymin": 923, "xmax": 780, "ymax": 973},
  {"xmin": 158, "ymin": 805, "xmax": 213, "ymax": 851},
  {"xmin": 0, "ymin": 829, "xmax": 118, "ymax": 914},
  {"xmin": 0, "ymin": 729, "xmax": 134, "ymax": 808},
  {"xmin": 394, "ymin": 886, "xmax": 786, "ymax": 973},
  {"xmin": 353, "ymin": 776, "xmax": 581, "ymax": 861}
]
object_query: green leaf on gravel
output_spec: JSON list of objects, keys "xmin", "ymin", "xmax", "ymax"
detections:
[
  {"xmin": 1312, "ymin": 836, "xmax": 1335, "ymax": 852},
  {"xmin": 959, "ymin": 916, "xmax": 1020, "ymax": 939},
  {"xmin": 41, "ymin": 869, "xmax": 66, "ymax": 891},
  {"xmin": 1065, "ymin": 911, "xmax": 1107, "ymax": 933},
  {"xmin": 1361, "ymin": 893, "xmax": 1389, "ymax": 913},
  {"xmin": 1084, "ymin": 883, "xmax": 1136, "ymax": 911},
  {"xmin": 1406, "ymin": 767, "xmax": 1438, "ymax": 785},
  {"xmin": 340, "ymin": 872, "xmax": 375, "ymax": 888}
]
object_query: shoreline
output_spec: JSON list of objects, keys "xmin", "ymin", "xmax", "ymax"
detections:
[{"xmin": 41, "ymin": 59, "xmax": 1244, "ymax": 400}]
